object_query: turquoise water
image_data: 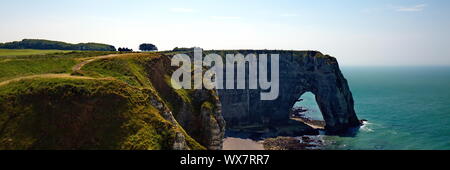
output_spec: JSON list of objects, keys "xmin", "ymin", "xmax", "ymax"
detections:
[{"xmin": 297, "ymin": 67, "xmax": 450, "ymax": 150}]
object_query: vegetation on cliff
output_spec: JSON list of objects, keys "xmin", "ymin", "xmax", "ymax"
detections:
[
  {"xmin": 0, "ymin": 49, "xmax": 71, "ymax": 57},
  {"xmin": 0, "ymin": 50, "xmax": 220, "ymax": 150},
  {"xmin": 79, "ymin": 53, "xmax": 224, "ymax": 149},
  {"xmin": 139, "ymin": 43, "xmax": 158, "ymax": 51},
  {"xmin": 0, "ymin": 51, "xmax": 118, "ymax": 82},
  {"xmin": 0, "ymin": 78, "xmax": 205, "ymax": 149},
  {"xmin": 0, "ymin": 39, "xmax": 116, "ymax": 51}
]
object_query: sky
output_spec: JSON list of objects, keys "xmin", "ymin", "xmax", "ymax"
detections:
[{"xmin": 1, "ymin": 0, "xmax": 449, "ymax": 66}]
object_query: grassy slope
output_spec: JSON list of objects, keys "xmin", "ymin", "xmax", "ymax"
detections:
[
  {"xmin": 0, "ymin": 58, "xmax": 76, "ymax": 82},
  {"xmin": 80, "ymin": 53, "xmax": 155, "ymax": 88},
  {"xmin": 80, "ymin": 53, "xmax": 211, "ymax": 149},
  {"xmin": 81, "ymin": 53, "xmax": 198, "ymax": 116},
  {"xmin": 0, "ymin": 50, "xmax": 118, "ymax": 81},
  {"xmin": 0, "ymin": 78, "xmax": 179, "ymax": 149},
  {"xmin": 0, "ymin": 49, "xmax": 71, "ymax": 57},
  {"xmin": 0, "ymin": 52, "xmax": 205, "ymax": 150}
]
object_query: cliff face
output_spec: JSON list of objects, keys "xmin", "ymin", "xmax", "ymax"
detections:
[
  {"xmin": 144, "ymin": 55, "xmax": 225, "ymax": 150},
  {"xmin": 215, "ymin": 50, "xmax": 360, "ymax": 133}
]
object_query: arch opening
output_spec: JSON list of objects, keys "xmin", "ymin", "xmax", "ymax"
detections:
[{"xmin": 290, "ymin": 92, "xmax": 326, "ymax": 130}]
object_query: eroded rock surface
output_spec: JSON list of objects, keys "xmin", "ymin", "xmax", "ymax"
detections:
[
  {"xmin": 146, "ymin": 55, "xmax": 225, "ymax": 150},
  {"xmin": 215, "ymin": 50, "xmax": 360, "ymax": 133}
]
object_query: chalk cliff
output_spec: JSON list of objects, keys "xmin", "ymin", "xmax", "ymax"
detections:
[
  {"xmin": 212, "ymin": 50, "xmax": 360, "ymax": 134},
  {"xmin": 145, "ymin": 55, "xmax": 226, "ymax": 150}
]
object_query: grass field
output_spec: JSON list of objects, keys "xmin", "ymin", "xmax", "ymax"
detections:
[
  {"xmin": 0, "ymin": 50, "xmax": 119, "ymax": 81},
  {"xmin": 0, "ymin": 58, "xmax": 77, "ymax": 81},
  {"xmin": 0, "ymin": 49, "xmax": 72, "ymax": 57}
]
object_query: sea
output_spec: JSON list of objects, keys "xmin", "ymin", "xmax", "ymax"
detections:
[{"xmin": 294, "ymin": 66, "xmax": 450, "ymax": 150}]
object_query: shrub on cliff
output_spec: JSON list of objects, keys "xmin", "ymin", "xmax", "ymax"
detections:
[{"xmin": 139, "ymin": 43, "xmax": 158, "ymax": 51}]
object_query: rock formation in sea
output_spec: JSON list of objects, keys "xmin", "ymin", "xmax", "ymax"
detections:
[{"xmin": 212, "ymin": 50, "xmax": 360, "ymax": 134}]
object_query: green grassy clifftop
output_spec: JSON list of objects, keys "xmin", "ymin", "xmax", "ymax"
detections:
[
  {"xmin": 0, "ymin": 78, "xmax": 200, "ymax": 149},
  {"xmin": 0, "ymin": 50, "xmax": 220, "ymax": 150}
]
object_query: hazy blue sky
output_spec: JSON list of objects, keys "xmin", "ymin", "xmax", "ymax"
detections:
[{"xmin": 1, "ymin": 0, "xmax": 449, "ymax": 66}]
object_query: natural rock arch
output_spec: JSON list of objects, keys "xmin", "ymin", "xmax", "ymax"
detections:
[
  {"xmin": 216, "ymin": 50, "xmax": 360, "ymax": 133},
  {"xmin": 290, "ymin": 92, "xmax": 324, "ymax": 121}
]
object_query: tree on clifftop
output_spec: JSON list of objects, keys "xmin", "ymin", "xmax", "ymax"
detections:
[
  {"xmin": 139, "ymin": 43, "xmax": 158, "ymax": 51},
  {"xmin": 118, "ymin": 47, "xmax": 133, "ymax": 52}
]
